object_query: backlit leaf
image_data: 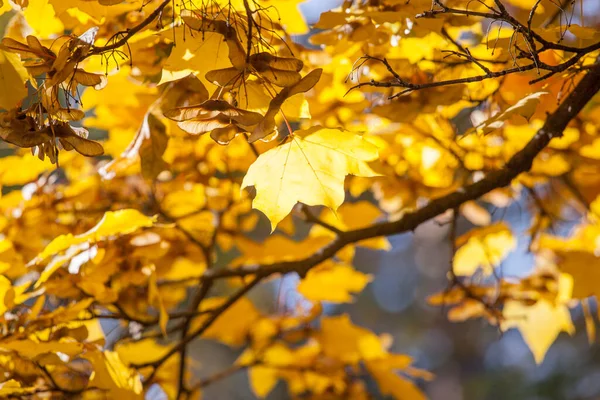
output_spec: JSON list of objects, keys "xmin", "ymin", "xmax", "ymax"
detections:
[
  {"xmin": 242, "ymin": 127, "xmax": 380, "ymax": 230},
  {"xmin": 0, "ymin": 50, "xmax": 29, "ymax": 110},
  {"xmin": 298, "ymin": 261, "xmax": 372, "ymax": 303}
]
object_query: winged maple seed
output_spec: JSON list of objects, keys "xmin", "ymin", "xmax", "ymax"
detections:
[
  {"xmin": 250, "ymin": 68, "xmax": 323, "ymax": 143},
  {"xmin": 0, "ymin": 28, "xmax": 105, "ymax": 162},
  {"xmin": 0, "ymin": 108, "xmax": 103, "ymax": 163},
  {"xmin": 165, "ymin": 99, "xmax": 264, "ymax": 144},
  {"xmin": 0, "ymin": 29, "xmax": 105, "ymax": 90},
  {"xmin": 181, "ymin": 9, "xmax": 305, "ymax": 88}
]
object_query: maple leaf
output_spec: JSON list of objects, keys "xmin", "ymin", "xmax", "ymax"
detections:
[
  {"xmin": 23, "ymin": 0, "xmax": 64, "ymax": 38},
  {"xmin": 0, "ymin": 154, "xmax": 53, "ymax": 185},
  {"xmin": 297, "ymin": 260, "xmax": 372, "ymax": 303},
  {"xmin": 157, "ymin": 26, "xmax": 231, "ymax": 87},
  {"xmin": 242, "ymin": 127, "xmax": 380, "ymax": 230},
  {"xmin": 192, "ymin": 296, "xmax": 262, "ymax": 346},
  {"xmin": 165, "ymin": 99, "xmax": 263, "ymax": 144},
  {"xmin": 249, "ymin": 68, "xmax": 322, "ymax": 143},
  {"xmin": 32, "ymin": 209, "xmax": 157, "ymax": 286},
  {"xmin": 0, "ymin": 50, "xmax": 29, "ymax": 110},
  {"xmin": 554, "ymin": 250, "xmax": 600, "ymax": 299},
  {"xmin": 309, "ymin": 201, "xmax": 391, "ymax": 250},
  {"xmin": 472, "ymin": 92, "xmax": 548, "ymax": 134},
  {"xmin": 318, "ymin": 314, "xmax": 386, "ymax": 364},
  {"xmin": 453, "ymin": 223, "xmax": 516, "ymax": 276},
  {"xmin": 0, "ymin": 380, "xmax": 36, "ymax": 397},
  {"xmin": 502, "ymin": 274, "xmax": 575, "ymax": 364},
  {"xmin": 100, "ymin": 113, "xmax": 168, "ymax": 180},
  {"xmin": 366, "ymin": 359, "xmax": 427, "ymax": 400},
  {"xmin": 83, "ymin": 350, "xmax": 143, "ymax": 399}
]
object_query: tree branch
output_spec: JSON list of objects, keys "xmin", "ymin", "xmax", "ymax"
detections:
[
  {"xmin": 132, "ymin": 277, "xmax": 261, "ymax": 372},
  {"xmin": 205, "ymin": 61, "xmax": 600, "ymax": 281},
  {"xmin": 88, "ymin": 0, "xmax": 170, "ymax": 57},
  {"xmin": 351, "ymin": 0, "xmax": 600, "ymax": 97}
]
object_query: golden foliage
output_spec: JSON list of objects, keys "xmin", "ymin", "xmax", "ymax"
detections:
[{"xmin": 0, "ymin": 0, "xmax": 597, "ymax": 398}]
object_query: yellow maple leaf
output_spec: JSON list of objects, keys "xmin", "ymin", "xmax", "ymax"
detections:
[
  {"xmin": 297, "ymin": 260, "xmax": 372, "ymax": 303},
  {"xmin": 0, "ymin": 50, "xmax": 29, "ymax": 110},
  {"xmin": 317, "ymin": 314, "xmax": 386, "ymax": 364},
  {"xmin": 116, "ymin": 339, "xmax": 179, "ymax": 397},
  {"xmin": 0, "ymin": 380, "xmax": 36, "ymax": 397},
  {"xmin": 194, "ymin": 296, "xmax": 262, "ymax": 346},
  {"xmin": 0, "ymin": 0, "xmax": 11, "ymax": 16},
  {"xmin": 50, "ymin": 0, "xmax": 141, "ymax": 28},
  {"xmin": 248, "ymin": 365, "xmax": 279, "ymax": 398},
  {"xmin": 317, "ymin": 315, "xmax": 425, "ymax": 399},
  {"xmin": 0, "ymin": 276, "xmax": 13, "ymax": 315},
  {"xmin": 266, "ymin": 0, "xmax": 308, "ymax": 34},
  {"xmin": 453, "ymin": 223, "xmax": 516, "ymax": 276},
  {"xmin": 148, "ymin": 270, "xmax": 169, "ymax": 337},
  {"xmin": 0, "ymin": 339, "xmax": 84, "ymax": 358},
  {"xmin": 41, "ymin": 209, "xmax": 156, "ymax": 259},
  {"xmin": 0, "ymin": 154, "xmax": 53, "ymax": 185},
  {"xmin": 503, "ymin": 0, "xmax": 546, "ymax": 9},
  {"xmin": 366, "ymin": 360, "xmax": 426, "ymax": 400},
  {"xmin": 84, "ymin": 350, "xmax": 143, "ymax": 399},
  {"xmin": 33, "ymin": 209, "xmax": 157, "ymax": 286},
  {"xmin": 211, "ymin": 0, "xmax": 308, "ymax": 35},
  {"xmin": 242, "ymin": 127, "xmax": 380, "ymax": 230},
  {"xmin": 568, "ymin": 24, "xmax": 600, "ymax": 41},
  {"xmin": 473, "ymin": 91, "xmax": 548, "ymax": 134},
  {"xmin": 232, "ymin": 235, "xmax": 330, "ymax": 266},
  {"xmin": 23, "ymin": 0, "xmax": 64, "ymax": 38},
  {"xmin": 310, "ymin": 201, "xmax": 391, "ymax": 250},
  {"xmin": 554, "ymin": 250, "xmax": 600, "ymax": 299},
  {"xmin": 157, "ymin": 27, "xmax": 231, "ymax": 88},
  {"xmin": 240, "ymin": 342, "xmax": 325, "ymax": 398},
  {"xmin": 82, "ymin": 68, "xmax": 157, "ymax": 135},
  {"xmin": 502, "ymin": 273, "xmax": 574, "ymax": 364}
]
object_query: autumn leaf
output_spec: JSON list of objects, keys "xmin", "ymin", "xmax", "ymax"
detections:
[
  {"xmin": 23, "ymin": 0, "xmax": 64, "ymax": 38},
  {"xmin": 242, "ymin": 127, "xmax": 380, "ymax": 230},
  {"xmin": 473, "ymin": 92, "xmax": 548, "ymax": 134},
  {"xmin": 309, "ymin": 201, "xmax": 391, "ymax": 250},
  {"xmin": 0, "ymin": 339, "xmax": 84, "ymax": 358},
  {"xmin": 249, "ymin": 68, "xmax": 322, "ymax": 143},
  {"xmin": 149, "ymin": 269, "xmax": 169, "ymax": 336},
  {"xmin": 0, "ymin": 381, "xmax": 36, "ymax": 397},
  {"xmin": 366, "ymin": 360, "xmax": 427, "ymax": 400},
  {"xmin": 453, "ymin": 223, "xmax": 516, "ymax": 276},
  {"xmin": 502, "ymin": 274, "xmax": 575, "ymax": 364},
  {"xmin": 157, "ymin": 26, "xmax": 231, "ymax": 87},
  {"xmin": 101, "ymin": 113, "xmax": 168, "ymax": 180},
  {"xmin": 0, "ymin": 50, "xmax": 29, "ymax": 110},
  {"xmin": 554, "ymin": 250, "xmax": 600, "ymax": 299},
  {"xmin": 83, "ymin": 350, "xmax": 143, "ymax": 399},
  {"xmin": 317, "ymin": 314, "xmax": 387, "ymax": 364},
  {"xmin": 297, "ymin": 260, "xmax": 372, "ymax": 303},
  {"xmin": 0, "ymin": 276, "xmax": 13, "ymax": 314},
  {"xmin": 33, "ymin": 209, "xmax": 157, "ymax": 286},
  {"xmin": 193, "ymin": 296, "xmax": 262, "ymax": 346},
  {"xmin": 0, "ymin": 154, "xmax": 53, "ymax": 185}
]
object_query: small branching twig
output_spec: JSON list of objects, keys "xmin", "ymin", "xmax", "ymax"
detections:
[{"xmin": 88, "ymin": 0, "xmax": 171, "ymax": 57}]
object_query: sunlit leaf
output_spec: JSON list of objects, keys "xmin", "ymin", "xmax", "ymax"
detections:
[
  {"xmin": 242, "ymin": 127, "xmax": 380, "ymax": 230},
  {"xmin": 298, "ymin": 260, "xmax": 372, "ymax": 303}
]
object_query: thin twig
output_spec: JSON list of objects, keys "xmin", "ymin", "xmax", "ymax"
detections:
[{"xmin": 88, "ymin": 0, "xmax": 171, "ymax": 57}]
